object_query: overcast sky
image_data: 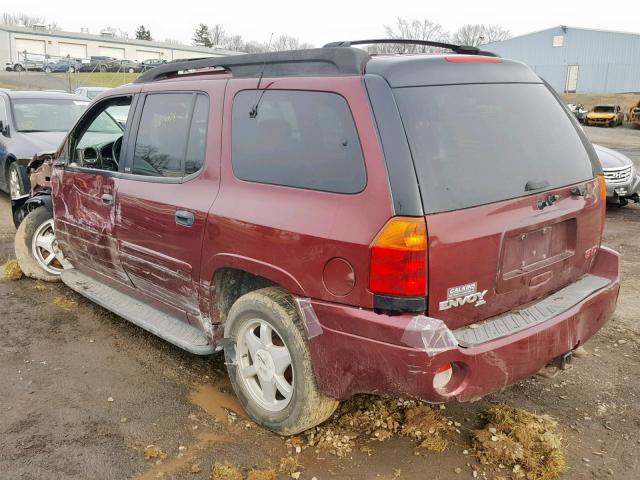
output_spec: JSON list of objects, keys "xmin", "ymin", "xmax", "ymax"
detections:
[{"xmin": 8, "ymin": 0, "xmax": 640, "ymax": 46}]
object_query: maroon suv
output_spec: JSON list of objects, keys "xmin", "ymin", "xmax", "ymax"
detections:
[{"xmin": 15, "ymin": 40, "xmax": 620, "ymax": 435}]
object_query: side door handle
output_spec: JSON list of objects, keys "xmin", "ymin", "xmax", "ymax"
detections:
[
  {"xmin": 175, "ymin": 210, "xmax": 195, "ymax": 227},
  {"xmin": 101, "ymin": 193, "xmax": 114, "ymax": 206}
]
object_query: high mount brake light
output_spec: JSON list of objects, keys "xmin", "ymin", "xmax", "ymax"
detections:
[
  {"xmin": 445, "ymin": 55, "xmax": 503, "ymax": 63},
  {"xmin": 369, "ymin": 217, "xmax": 427, "ymax": 297}
]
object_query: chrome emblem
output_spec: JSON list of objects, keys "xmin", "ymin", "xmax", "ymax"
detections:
[{"xmin": 439, "ymin": 282, "xmax": 488, "ymax": 311}]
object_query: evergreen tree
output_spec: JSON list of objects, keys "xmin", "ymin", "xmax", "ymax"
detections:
[
  {"xmin": 135, "ymin": 25, "xmax": 152, "ymax": 41},
  {"xmin": 193, "ymin": 24, "xmax": 213, "ymax": 47}
]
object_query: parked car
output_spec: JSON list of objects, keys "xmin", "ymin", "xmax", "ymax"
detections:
[
  {"xmin": 628, "ymin": 100, "xmax": 640, "ymax": 129},
  {"xmin": 0, "ymin": 90, "xmax": 89, "ymax": 225},
  {"xmin": 585, "ymin": 104, "xmax": 624, "ymax": 127},
  {"xmin": 5, "ymin": 53, "xmax": 50, "ymax": 72},
  {"xmin": 74, "ymin": 86, "xmax": 110, "ymax": 100},
  {"xmin": 594, "ymin": 144, "xmax": 640, "ymax": 206},
  {"xmin": 16, "ymin": 43, "xmax": 619, "ymax": 435},
  {"xmin": 141, "ymin": 58, "xmax": 167, "ymax": 71},
  {"xmin": 79, "ymin": 56, "xmax": 117, "ymax": 73},
  {"xmin": 567, "ymin": 103, "xmax": 587, "ymax": 123},
  {"xmin": 44, "ymin": 59, "xmax": 83, "ymax": 74},
  {"xmin": 105, "ymin": 59, "xmax": 143, "ymax": 73}
]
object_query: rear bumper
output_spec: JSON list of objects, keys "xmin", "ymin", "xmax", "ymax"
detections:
[{"xmin": 307, "ymin": 246, "xmax": 620, "ymax": 402}]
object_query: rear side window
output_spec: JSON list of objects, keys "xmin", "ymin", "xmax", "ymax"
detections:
[
  {"xmin": 231, "ymin": 90, "xmax": 366, "ymax": 193},
  {"xmin": 394, "ymin": 83, "xmax": 594, "ymax": 213},
  {"xmin": 132, "ymin": 93, "xmax": 208, "ymax": 178}
]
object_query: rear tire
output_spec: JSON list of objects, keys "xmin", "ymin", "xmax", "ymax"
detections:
[
  {"xmin": 224, "ymin": 287, "xmax": 338, "ymax": 435},
  {"xmin": 14, "ymin": 64, "xmax": 24, "ymax": 72},
  {"xmin": 15, "ymin": 206, "xmax": 63, "ymax": 282}
]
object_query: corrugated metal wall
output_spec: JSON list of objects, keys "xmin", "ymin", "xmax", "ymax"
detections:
[{"xmin": 484, "ymin": 27, "xmax": 640, "ymax": 93}]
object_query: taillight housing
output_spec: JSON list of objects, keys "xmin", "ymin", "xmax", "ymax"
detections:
[
  {"xmin": 369, "ymin": 217, "xmax": 428, "ymax": 297},
  {"xmin": 598, "ymin": 173, "xmax": 607, "ymax": 233}
]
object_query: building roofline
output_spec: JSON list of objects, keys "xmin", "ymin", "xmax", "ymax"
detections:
[
  {"xmin": 0, "ymin": 24, "xmax": 241, "ymax": 56},
  {"xmin": 484, "ymin": 25, "xmax": 640, "ymax": 46}
]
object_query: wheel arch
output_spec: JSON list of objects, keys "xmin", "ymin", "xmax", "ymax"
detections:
[{"xmin": 207, "ymin": 254, "xmax": 305, "ymax": 324}]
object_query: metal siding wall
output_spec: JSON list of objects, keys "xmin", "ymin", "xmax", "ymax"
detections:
[{"xmin": 484, "ymin": 27, "xmax": 640, "ymax": 93}]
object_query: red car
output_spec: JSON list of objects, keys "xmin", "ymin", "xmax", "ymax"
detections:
[{"xmin": 15, "ymin": 40, "xmax": 620, "ymax": 436}]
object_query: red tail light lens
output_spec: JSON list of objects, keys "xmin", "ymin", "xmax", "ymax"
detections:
[
  {"xmin": 369, "ymin": 217, "xmax": 428, "ymax": 297},
  {"xmin": 598, "ymin": 174, "xmax": 607, "ymax": 233}
]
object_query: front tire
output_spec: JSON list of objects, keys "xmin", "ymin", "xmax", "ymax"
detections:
[
  {"xmin": 45, "ymin": 67, "xmax": 52, "ymax": 74},
  {"xmin": 15, "ymin": 206, "xmax": 64, "ymax": 282},
  {"xmin": 224, "ymin": 287, "xmax": 338, "ymax": 435}
]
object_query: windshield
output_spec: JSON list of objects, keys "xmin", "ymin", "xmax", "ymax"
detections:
[
  {"xmin": 13, "ymin": 98, "xmax": 89, "ymax": 132},
  {"xmin": 86, "ymin": 90, "xmax": 103, "ymax": 100},
  {"xmin": 593, "ymin": 106, "xmax": 615, "ymax": 113},
  {"xmin": 394, "ymin": 83, "xmax": 594, "ymax": 213}
]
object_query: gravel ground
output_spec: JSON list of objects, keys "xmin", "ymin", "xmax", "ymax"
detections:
[{"xmin": 0, "ymin": 127, "xmax": 639, "ymax": 480}]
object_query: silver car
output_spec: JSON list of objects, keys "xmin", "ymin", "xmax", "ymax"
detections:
[{"xmin": 594, "ymin": 144, "xmax": 640, "ymax": 206}]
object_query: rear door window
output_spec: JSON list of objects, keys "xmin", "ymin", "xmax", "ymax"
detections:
[
  {"xmin": 393, "ymin": 83, "xmax": 595, "ymax": 213},
  {"xmin": 231, "ymin": 90, "xmax": 366, "ymax": 194}
]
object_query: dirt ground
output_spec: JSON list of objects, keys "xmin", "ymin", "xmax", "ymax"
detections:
[{"xmin": 1, "ymin": 127, "xmax": 640, "ymax": 480}]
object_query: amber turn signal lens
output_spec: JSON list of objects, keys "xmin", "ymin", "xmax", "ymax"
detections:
[{"xmin": 369, "ymin": 217, "xmax": 428, "ymax": 297}]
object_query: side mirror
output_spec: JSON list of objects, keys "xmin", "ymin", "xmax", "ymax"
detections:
[{"xmin": 0, "ymin": 120, "xmax": 8, "ymax": 136}]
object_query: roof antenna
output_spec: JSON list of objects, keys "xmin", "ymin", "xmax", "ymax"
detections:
[{"xmin": 249, "ymin": 32, "xmax": 274, "ymax": 118}]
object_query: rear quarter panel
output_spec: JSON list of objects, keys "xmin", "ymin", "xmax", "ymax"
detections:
[{"xmin": 201, "ymin": 76, "xmax": 393, "ymax": 316}]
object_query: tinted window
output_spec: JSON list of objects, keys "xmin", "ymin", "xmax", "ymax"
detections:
[
  {"xmin": 232, "ymin": 90, "xmax": 365, "ymax": 193},
  {"xmin": 133, "ymin": 93, "xmax": 193, "ymax": 177},
  {"xmin": 185, "ymin": 94, "xmax": 209, "ymax": 175},
  {"xmin": 394, "ymin": 83, "xmax": 594, "ymax": 213},
  {"xmin": 132, "ymin": 93, "xmax": 208, "ymax": 178}
]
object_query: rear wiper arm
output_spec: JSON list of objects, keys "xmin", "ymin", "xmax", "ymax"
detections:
[{"xmin": 525, "ymin": 180, "xmax": 550, "ymax": 192}]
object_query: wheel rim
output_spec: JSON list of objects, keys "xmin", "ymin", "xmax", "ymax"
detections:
[
  {"xmin": 9, "ymin": 167, "xmax": 22, "ymax": 200},
  {"xmin": 235, "ymin": 319, "xmax": 294, "ymax": 412},
  {"xmin": 31, "ymin": 219, "xmax": 64, "ymax": 275}
]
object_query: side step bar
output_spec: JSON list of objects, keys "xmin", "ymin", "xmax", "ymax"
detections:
[{"xmin": 61, "ymin": 269, "xmax": 215, "ymax": 355}]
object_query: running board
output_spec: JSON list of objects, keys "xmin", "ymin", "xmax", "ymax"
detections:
[
  {"xmin": 61, "ymin": 269, "xmax": 215, "ymax": 355},
  {"xmin": 453, "ymin": 274, "xmax": 611, "ymax": 347}
]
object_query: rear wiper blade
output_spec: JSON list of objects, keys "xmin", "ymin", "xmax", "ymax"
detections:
[{"xmin": 525, "ymin": 180, "xmax": 550, "ymax": 192}]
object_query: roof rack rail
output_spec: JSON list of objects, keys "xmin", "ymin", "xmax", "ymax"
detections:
[
  {"xmin": 134, "ymin": 47, "xmax": 371, "ymax": 83},
  {"xmin": 323, "ymin": 39, "xmax": 497, "ymax": 57}
]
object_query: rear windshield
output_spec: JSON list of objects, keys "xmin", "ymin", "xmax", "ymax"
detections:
[{"xmin": 394, "ymin": 83, "xmax": 594, "ymax": 213}]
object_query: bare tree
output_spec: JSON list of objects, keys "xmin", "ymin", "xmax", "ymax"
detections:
[
  {"xmin": 372, "ymin": 17, "xmax": 449, "ymax": 54},
  {"xmin": 1, "ymin": 11, "xmax": 59, "ymax": 29},
  {"xmin": 452, "ymin": 24, "xmax": 510, "ymax": 46},
  {"xmin": 209, "ymin": 24, "xmax": 227, "ymax": 47},
  {"xmin": 101, "ymin": 26, "xmax": 129, "ymax": 39}
]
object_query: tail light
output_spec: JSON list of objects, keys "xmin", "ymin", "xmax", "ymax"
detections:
[
  {"xmin": 369, "ymin": 217, "xmax": 427, "ymax": 297},
  {"xmin": 598, "ymin": 173, "xmax": 607, "ymax": 233}
]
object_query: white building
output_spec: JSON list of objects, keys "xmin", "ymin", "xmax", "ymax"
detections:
[{"xmin": 0, "ymin": 24, "xmax": 239, "ymax": 69}]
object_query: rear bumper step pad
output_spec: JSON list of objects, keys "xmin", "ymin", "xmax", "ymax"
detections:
[
  {"xmin": 61, "ymin": 269, "xmax": 214, "ymax": 355},
  {"xmin": 453, "ymin": 274, "xmax": 611, "ymax": 346}
]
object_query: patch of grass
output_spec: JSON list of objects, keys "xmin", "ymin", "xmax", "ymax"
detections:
[
  {"xmin": 246, "ymin": 469, "xmax": 277, "ymax": 480},
  {"xmin": 2, "ymin": 259, "xmax": 23, "ymax": 281},
  {"xmin": 54, "ymin": 72, "xmax": 139, "ymax": 88},
  {"xmin": 211, "ymin": 463, "xmax": 243, "ymax": 480},
  {"xmin": 52, "ymin": 296, "xmax": 78, "ymax": 311},
  {"xmin": 473, "ymin": 405, "xmax": 568, "ymax": 480}
]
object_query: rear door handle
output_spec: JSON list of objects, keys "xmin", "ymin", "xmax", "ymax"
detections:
[
  {"xmin": 175, "ymin": 210, "xmax": 195, "ymax": 227},
  {"xmin": 101, "ymin": 193, "xmax": 114, "ymax": 206}
]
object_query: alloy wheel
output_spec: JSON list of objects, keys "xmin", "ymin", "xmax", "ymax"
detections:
[
  {"xmin": 8, "ymin": 167, "xmax": 22, "ymax": 200},
  {"xmin": 31, "ymin": 219, "xmax": 64, "ymax": 275},
  {"xmin": 236, "ymin": 319, "xmax": 294, "ymax": 412}
]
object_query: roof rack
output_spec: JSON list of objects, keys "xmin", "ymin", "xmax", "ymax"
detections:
[
  {"xmin": 323, "ymin": 39, "xmax": 497, "ymax": 57},
  {"xmin": 134, "ymin": 47, "xmax": 371, "ymax": 83}
]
